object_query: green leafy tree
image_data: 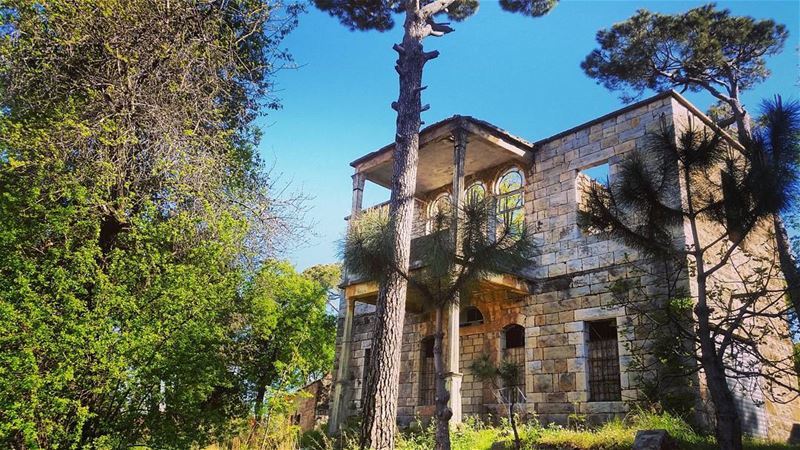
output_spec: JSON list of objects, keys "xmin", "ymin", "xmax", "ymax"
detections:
[
  {"xmin": 304, "ymin": 263, "xmax": 344, "ymax": 313},
  {"xmin": 312, "ymin": 1, "xmax": 557, "ymax": 447},
  {"xmin": 241, "ymin": 261, "xmax": 336, "ymax": 421},
  {"xmin": 578, "ymin": 99, "xmax": 800, "ymax": 450},
  {"xmin": 343, "ymin": 197, "xmax": 537, "ymax": 450},
  {"xmin": 580, "ymin": 5, "xmax": 800, "ymax": 321},
  {"xmin": 0, "ymin": 0, "xmax": 307, "ymax": 447}
]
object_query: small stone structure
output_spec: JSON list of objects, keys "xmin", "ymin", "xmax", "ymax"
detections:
[
  {"xmin": 293, "ymin": 374, "xmax": 331, "ymax": 433},
  {"xmin": 328, "ymin": 91, "xmax": 800, "ymax": 440}
]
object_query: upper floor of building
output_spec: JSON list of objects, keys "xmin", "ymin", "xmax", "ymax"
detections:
[{"xmin": 342, "ymin": 91, "xmax": 736, "ymax": 306}]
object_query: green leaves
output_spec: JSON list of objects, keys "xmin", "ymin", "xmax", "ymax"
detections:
[{"xmin": 0, "ymin": 0, "xmax": 313, "ymax": 447}]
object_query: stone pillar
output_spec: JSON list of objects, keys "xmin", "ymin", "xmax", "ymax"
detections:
[
  {"xmin": 351, "ymin": 172, "xmax": 365, "ymax": 220},
  {"xmin": 329, "ymin": 171, "xmax": 366, "ymax": 434},
  {"xmin": 328, "ymin": 297, "xmax": 356, "ymax": 434},
  {"xmin": 445, "ymin": 123, "xmax": 467, "ymax": 424}
]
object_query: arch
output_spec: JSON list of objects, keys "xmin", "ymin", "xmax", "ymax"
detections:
[
  {"xmin": 459, "ymin": 306, "xmax": 485, "ymax": 327},
  {"xmin": 503, "ymin": 324, "xmax": 525, "ymax": 349},
  {"xmin": 427, "ymin": 192, "xmax": 452, "ymax": 234},
  {"xmin": 465, "ymin": 181, "xmax": 487, "ymax": 206},
  {"xmin": 495, "ymin": 167, "xmax": 525, "ymax": 234}
]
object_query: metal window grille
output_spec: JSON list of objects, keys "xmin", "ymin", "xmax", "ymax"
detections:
[
  {"xmin": 587, "ymin": 320, "xmax": 622, "ymax": 402},
  {"xmin": 502, "ymin": 325, "xmax": 526, "ymax": 404},
  {"xmin": 419, "ymin": 338, "xmax": 435, "ymax": 405}
]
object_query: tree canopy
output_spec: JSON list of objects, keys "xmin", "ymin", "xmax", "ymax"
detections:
[
  {"xmin": 581, "ymin": 5, "xmax": 788, "ymax": 118},
  {"xmin": 313, "ymin": 0, "xmax": 557, "ymax": 32}
]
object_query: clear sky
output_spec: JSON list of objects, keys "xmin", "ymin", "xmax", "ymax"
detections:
[{"xmin": 258, "ymin": 1, "xmax": 800, "ymax": 270}]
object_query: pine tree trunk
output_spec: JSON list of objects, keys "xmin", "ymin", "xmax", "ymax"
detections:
[
  {"xmin": 359, "ymin": 9, "xmax": 431, "ymax": 450},
  {"xmin": 509, "ymin": 399, "xmax": 520, "ymax": 450},
  {"xmin": 433, "ymin": 306, "xmax": 452, "ymax": 450},
  {"xmin": 698, "ymin": 322, "xmax": 744, "ymax": 450},
  {"xmin": 684, "ymin": 177, "xmax": 744, "ymax": 450}
]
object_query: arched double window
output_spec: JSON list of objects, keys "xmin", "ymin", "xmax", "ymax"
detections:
[
  {"xmin": 427, "ymin": 192, "xmax": 451, "ymax": 234},
  {"xmin": 496, "ymin": 168, "xmax": 525, "ymax": 235}
]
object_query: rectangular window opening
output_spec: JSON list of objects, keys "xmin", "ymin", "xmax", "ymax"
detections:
[
  {"xmin": 577, "ymin": 161, "xmax": 611, "ymax": 234},
  {"xmin": 419, "ymin": 338, "xmax": 435, "ymax": 405},
  {"xmin": 586, "ymin": 319, "xmax": 622, "ymax": 402}
]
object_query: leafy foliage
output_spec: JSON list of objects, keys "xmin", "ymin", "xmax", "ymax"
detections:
[
  {"xmin": 241, "ymin": 260, "xmax": 336, "ymax": 415},
  {"xmin": 0, "ymin": 1, "xmax": 332, "ymax": 448}
]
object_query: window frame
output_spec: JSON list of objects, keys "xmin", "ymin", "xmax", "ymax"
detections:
[
  {"xmin": 501, "ymin": 324, "xmax": 526, "ymax": 403},
  {"xmin": 459, "ymin": 306, "xmax": 485, "ymax": 327},
  {"xmin": 419, "ymin": 336, "xmax": 436, "ymax": 405},
  {"xmin": 495, "ymin": 167, "xmax": 525, "ymax": 235},
  {"xmin": 585, "ymin": 319, "xmax": 622, "ymax": 402},
  {"xmin": 427, "ymin": 192, "xmax": 452, "ymax": 235},
  {"xmin": 465, "ymin": 181, "xmax": 487, "ymax": 206}
]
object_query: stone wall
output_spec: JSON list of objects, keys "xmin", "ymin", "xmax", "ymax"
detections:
[{"xmin": 670, "ymin": 99, "xmax": 800, "ymax": 440}]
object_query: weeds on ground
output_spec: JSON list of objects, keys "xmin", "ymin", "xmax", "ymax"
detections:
[{"xmin": 297, "ymin": 410, "xmax": 796, "ymax": 450}]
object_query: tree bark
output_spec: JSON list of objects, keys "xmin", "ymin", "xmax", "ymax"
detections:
[
  {"xmin": 359, "ymin": 9, "xmax": 429, "ymax": 450},
  {"xmin": 433, "ymin": 306, "xmax": 452, "ymax": 450},
  {"xmin": 509, "ymin": 398, "xmax": 520, "ymax": 450}
]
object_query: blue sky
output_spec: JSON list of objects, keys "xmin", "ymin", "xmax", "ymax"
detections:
[{"xmin": 258, "ymin": 1, "xmax": 800, "ymax": 270}]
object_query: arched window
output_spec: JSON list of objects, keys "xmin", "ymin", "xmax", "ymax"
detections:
[
  {"xmin": 465, "ymin": 182, "xmax": 486, "ymax": 206},
  {"xmin": 427, "ymin": 192, "xmax": 451, "ymax": 234},
  {"xmin": 502, "ymin": 324, "xmax": 526, "ymax": 403},
  {"xmin": 496, "ymin": 168, "xmax": 524, "ymax": 235},
  {"xmin": 459, "ymin": 306, "xmax": 485, "ymax": 327},
  {"xmin": 419, "ymin": 337, "xmax": 435, "ymax": 405}
]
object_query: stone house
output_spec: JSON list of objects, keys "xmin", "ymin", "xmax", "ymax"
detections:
[{"xmin": 327, "ymin": 91, "xmax": 800, "ymax": 440}]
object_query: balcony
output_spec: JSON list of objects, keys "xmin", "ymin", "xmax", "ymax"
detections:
[{"xmin": 342, "ymin": 115, "xmax": 536, "ymax": 312}]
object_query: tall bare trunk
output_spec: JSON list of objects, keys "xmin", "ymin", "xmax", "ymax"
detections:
[
  {"xmin": 433, "ymin": 306, "xmax": 452, "ymax": 450},
  {"xmin": 360, "ymin": 10, "xmax": 431, "ymax": 450}
]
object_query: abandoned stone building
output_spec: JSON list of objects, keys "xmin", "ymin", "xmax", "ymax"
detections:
[{"xmin": 327, "ymin": 91, "xmax": 800, "ymax": 440}]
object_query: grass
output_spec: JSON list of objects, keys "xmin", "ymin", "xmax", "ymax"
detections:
[{"xmin": 300, "ymin": 410, "xmax": 797, "ymax": 450}]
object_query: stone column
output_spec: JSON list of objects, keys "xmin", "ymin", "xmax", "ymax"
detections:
[
  {"xmin": 328, "ymin": 297, "xmax": 356, "ymax": 434},
  {"xmin": 445, "ymin": 123, "xmax": 467, "ymax": 424},
  {"xmin": 328, "ymin": 171, "xmax": 366, "ymax": 434}
]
